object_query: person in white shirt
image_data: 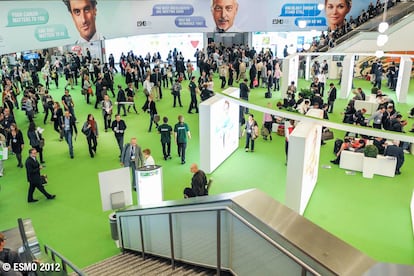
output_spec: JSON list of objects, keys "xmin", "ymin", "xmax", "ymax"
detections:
[
  {"xmin": 143, "ymin": 75, "xmax": 154, "ymax": 99},
  {"xmin": 317, "ymin": 69, "xmax": 326, "ymax": 97},
  {"xmin": 143, "ymin": 148, "xmax": 155, "ymax": 166}
]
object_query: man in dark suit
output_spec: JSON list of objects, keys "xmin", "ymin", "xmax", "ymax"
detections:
[
  {"xmin": 25, "ymin": 148, "xmax": 55, "ymax": 202},
  {"xmin": 239, "ymin": 78, "xmax": 250, "ymax": 113},
  {"xmin": 111, "ymin": 114, "xmax": 127, "ymax": 157},
  {"xmin": 120, "ymin": 137, "xmax": 144, "ymax": 189},
  {"xmin": 150, "ymin": 67, "xmax": 162, "ymax": 100},
  {"xmin": 327, "ymin": 83, "xmax": 337, "ymax": 113},
  {"xmin": 384, "ymin": 140, "xmax": 405, "ymax": 175}
]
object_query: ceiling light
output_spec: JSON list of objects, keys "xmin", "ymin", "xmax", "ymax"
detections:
[
  {"xmin": 377, "ymin": 34, "xmax": 389, "ymax": 47},
  {"xmin": 298, "ymin": 20, "xmax": 307, "ymax": 29},
  {"xmin": 375, "ymin": 50, "xmax": 384, "ymax": 58},
  {"xmin": 378, "ymin": 22, "xmax": 389, "ymax": 33}
]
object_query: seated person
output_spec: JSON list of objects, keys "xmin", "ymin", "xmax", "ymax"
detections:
[
  {"xmin": 183, "ymin": 163, "xmax": 208, "ymax": 198},
  {"xmin": 348, "ymin": 137, "xmax": 366, "ymax": 152},
  {"xmin": 408, "ymin": 107, "xmax": 414, "ymax": 118},
  {"xmin": 311, "ymin": 93, "xmax": 323, "ymax": 109},
  {"xmin": 283, "ymin": 93, "xmax": 296, "ymax": 108},
  {"xmin": 342, "ymin": 101, "xmax": 356, "ymax": 124},
  {"xmin": 352, "ymin": 89, "xmax": 363, "ymax": 101},
  {"xmin": 352, "ymin": 108, "xmax": 367, "ymax": 126},
  {"xmin": 373, "ymin": 137, "xmax": 386, "ymax": 154},
  {"xmin": 297, "ymin": 99, "xmax": 311, "ymax": 114},
  {"xmin": 330, "ymin": 137, "xmax": 366, "ymax": 164},
  {"xmin": 200, "ymin": 83, "xmax": 214, "ymax": 102}
]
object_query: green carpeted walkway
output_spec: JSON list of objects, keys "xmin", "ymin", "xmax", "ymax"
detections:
[{"xmin": 0, "ymin": 72, "xmax": 413, "ymax": 269}]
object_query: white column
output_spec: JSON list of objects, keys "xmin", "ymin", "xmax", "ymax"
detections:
[
  {"xmin": 395, "ymin": 56, "xmax": 412, "ymax": 104},
  {"xmin": 282, "ymin": 54, "xmax": 299, "ymax": 99},
  {"xmin": 305, "ymin": 55, "xmax": 311, "ymax": 81},
  {"xmin": 339, "ymin": 54, "xmax": 355, "ymax": 99}
]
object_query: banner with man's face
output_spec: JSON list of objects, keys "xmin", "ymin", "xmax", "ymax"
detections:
[{"xmin": 0, "ymin": 0, "xmax": 374, "ymax": 54}]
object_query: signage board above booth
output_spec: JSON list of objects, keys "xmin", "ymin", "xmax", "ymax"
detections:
[{"xmin": 0, "ymin": 0, "xmax": 375, "ymax": 54}]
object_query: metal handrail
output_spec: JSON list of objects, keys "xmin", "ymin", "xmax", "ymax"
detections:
[
  {"xmin": 43, "ymin": 245, "xmax": 86, "ymax": 276},
  {"xmin": 17, "ymin": 218, "xmax": 38, "ymax": 266},
  {"xmin": 117, "ymin": 204, "xmax": 327, "ymax": 275},
  {"xmin": 225, "ymin": 208, "xmax": 323, "ymax": 276}
]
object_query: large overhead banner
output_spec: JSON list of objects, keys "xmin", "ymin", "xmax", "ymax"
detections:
[{"xmin": 0, "ymin": 0, "xmax": 373, "ymax": 54}]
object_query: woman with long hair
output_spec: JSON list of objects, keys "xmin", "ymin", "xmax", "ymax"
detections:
[
  {"xmin": 7, "ymin": 123, "xmax": 25, "ymax": 168},
  {"xmin": 82, "ymin": 114, "xmax": 99, "ymax": 158}
]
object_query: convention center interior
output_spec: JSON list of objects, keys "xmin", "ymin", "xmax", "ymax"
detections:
[{"xmin": 1, "ymin": 0, "xmax": 414, "ymax": 275}]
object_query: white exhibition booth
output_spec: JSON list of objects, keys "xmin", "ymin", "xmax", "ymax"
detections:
[
  {"xmin": 285, "ymin": 109, "xmax": 323, "ymax": 215},
  {"xmin": 283, "ymin": 52, "xmax": 413, "ymax": 104}
]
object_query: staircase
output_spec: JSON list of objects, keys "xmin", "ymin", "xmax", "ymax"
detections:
[{"xmin": 77, "ymin": 252, "xmax": 224, "ymax": 276}]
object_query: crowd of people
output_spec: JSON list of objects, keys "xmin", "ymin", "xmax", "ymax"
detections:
[
  {"xmin": 1, "ymin": 35, "xmax": 413, "ymax": 200},
  {"xmin": 0, "ymin": 47, "xmax": 198, "ymax": 200}
]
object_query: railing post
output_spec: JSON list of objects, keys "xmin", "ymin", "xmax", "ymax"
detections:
[
  {"xmin": 301, "ymin": 267, "xmax": 307, "ymax": 276},
  {"xmin": 51, "ymin": 251, "xmax": 56, "ymax": 262},
  {"xmin": 139, "ymin": 215, "xmax": 145, "ymax": 259},
  {"xmin": 169, "ymin": 213, "xmax": 175, "ymax": 269},
  {"xmin": 118, "ymin": 215, "xmax": 125, "ymax": 253},
  {"xmin": 216, "ymin": 210, "xmax": 221, "ymax": 276},
  {"xmin": 44, "ymin": 245, "xmax": 48, "ymax": 255},
  {"xmin": 62, "ymin": 261, "xmax": 67, "ymax": 273}
]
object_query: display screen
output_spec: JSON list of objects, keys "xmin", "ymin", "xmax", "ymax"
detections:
[{"xmin": 210, "ymin": 98, "xmax": 239, "ymax": 169}]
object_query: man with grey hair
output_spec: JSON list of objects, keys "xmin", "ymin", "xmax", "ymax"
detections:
[
  {"xmin": 211, "ymin": 0, "xmax": 239, "ymax": 32},
  {"xmin": 63, "ymin": 0, "xmax": 103, "ymax": 43},
  {"xmin": 384, "ymin": 140, "xmax": 404, "ymax": 175}
]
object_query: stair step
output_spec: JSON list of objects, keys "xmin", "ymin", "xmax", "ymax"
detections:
[{"xmin": 78, "ymin": 252, "xmax": 223, "ymax": 276}]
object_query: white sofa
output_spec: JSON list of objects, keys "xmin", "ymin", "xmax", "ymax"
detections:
[{"xmin": 339, "ymin": 150, "xmax": 397, "ymax": 178}]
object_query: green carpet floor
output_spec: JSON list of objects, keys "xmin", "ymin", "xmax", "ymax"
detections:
[{"xmin": 0, "ymin": 72, "xmax": 413, "ymax": 269}]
